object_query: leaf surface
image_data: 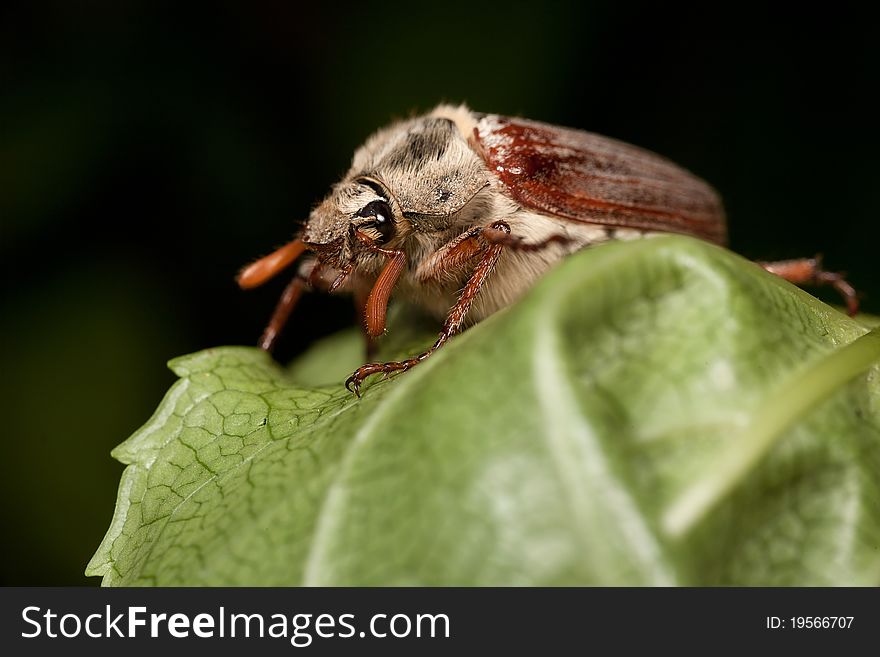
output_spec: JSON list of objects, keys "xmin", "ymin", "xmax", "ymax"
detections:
[{"xmin": 88, "ymin": 235, "xmax": 880, "ymax": 585}]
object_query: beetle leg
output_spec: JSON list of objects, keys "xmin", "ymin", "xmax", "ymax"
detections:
[
  {"xmin": 415, "ymin": 225, "xmax": 489, "ymax": 283},
  {"xmin": 758, "ymin": 256, "xmax": 859, "ymax": 316},
  {"xmin": 416, "ymin": 225, "xmax": 570, "ymax": 284},
  {"xmin": 259, "ymin": 277, "xmax": 307, "ymax": 352},
  {"xmin": 257, "ymin": 258, "xmax": 318, "ymax": 352},
  {"xmin": 480, "ymin": 228, "xmax": 572, "ymax": 252},
  {"xmin": 345, "ymin": 222, "xmax": 510, "ymax": 396}
]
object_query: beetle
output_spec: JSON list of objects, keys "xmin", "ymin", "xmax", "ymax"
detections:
[{"xmin": 237, "ymin": 104, "xmax": 858, "ymax": 395}]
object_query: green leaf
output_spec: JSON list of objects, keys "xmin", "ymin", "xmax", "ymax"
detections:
[{"xmin": 87, "ymin": 235, "xmax": 880, "ymax": 586}]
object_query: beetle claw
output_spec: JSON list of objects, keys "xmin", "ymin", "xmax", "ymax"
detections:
[{"xmin": 344, "ymin": 374, "xmax": 361, "ymax": 397}]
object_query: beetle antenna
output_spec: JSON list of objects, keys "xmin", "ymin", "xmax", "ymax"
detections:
[
  {"xmin": 364, "ymin": 251, "xmax": 406, "ymax": 337},
  {"xmin": 237, "ymin": 238, "xmax": 308, "ymax": 289}
]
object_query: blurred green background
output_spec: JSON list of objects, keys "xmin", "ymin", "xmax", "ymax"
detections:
[{"xmin": 1, "ymin": 1, "xmax": 877, "ymax": 585}]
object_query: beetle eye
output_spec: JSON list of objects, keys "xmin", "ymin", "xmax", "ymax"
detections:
[{"xmin": 356, "ymin": 200, "xmax": 396, "ymax": 243}]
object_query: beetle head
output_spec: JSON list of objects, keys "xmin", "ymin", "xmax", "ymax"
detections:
[{"xmin": 302, "ymin": 176, "xmax": 400, "ymax": 271}]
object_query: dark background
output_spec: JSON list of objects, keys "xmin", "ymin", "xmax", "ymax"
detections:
[{"xmin": 1, "ymin": 1, "xmax": 877, "ymax": 585}]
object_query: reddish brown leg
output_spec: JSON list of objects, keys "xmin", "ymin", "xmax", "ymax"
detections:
[
  {"xmin": 255, "ymin": 260, "xmax": 330, "ymax": 352},
  {"xmin": 758, "ymin": 257, "xmax": 859, "ymax": 316},
  {"xmin": 415, "ymin": 225, "xmax": 572, "ymax": 284},
  {"xmin": 345, "ymin": 222, "xmax": 511, "ymax": 396},
  {"xmin": 415, "ymin": 226, "xmax": 492, "ymax": 283},
  {"xmin": 238, "ymin": 237, "xmax": 314, "ymax": 352},
  {"xmin": 258, "ymin": 275, "xmax": 307, "ymax": 351},
  {"xmin": 481, "ymin": 228, "xmax": 572, "ymax": 251}
]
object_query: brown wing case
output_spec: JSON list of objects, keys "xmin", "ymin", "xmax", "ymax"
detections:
[{"xmin": 474, "ymin": 115, "xmax": 727, "ymax": 245}]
